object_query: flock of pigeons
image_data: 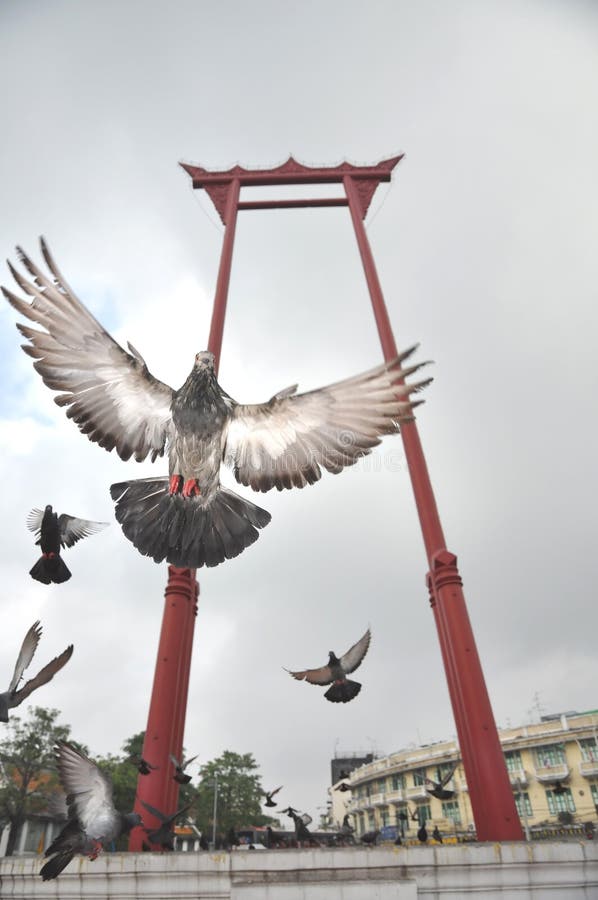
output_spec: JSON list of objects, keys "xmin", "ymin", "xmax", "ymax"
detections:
[{"xmin": 1, "ymin": 240, "xmax": 433, "ymax": 877}]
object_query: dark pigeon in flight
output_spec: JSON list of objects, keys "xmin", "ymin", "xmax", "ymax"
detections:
[
  {"xmin": 3, "ymin": 241, "xmax": 432, "ymax": 570},
  {"xmin": 286, "ymin": 628, "xmax": 371, "ymax": 703},
  {"xmin": 169, "ymin": 752, "xmax": 197, "ymax": 784},
  {"xmin": 334, "ymin": 782, "xmax": 352, "ymax": 792},
  {"xmin": 263, "ymin": 785, "xmax": 283, "ymax": 807},
  {"xmin": 40, "ymin": 742, "xmax": 142, "ymax": 879},
  {"xmin": 360, "ymin": 829, "xmax": 380, "ymax": 846},
  {"xmin": 425, "ymin": 762, "xmax": 458, "ymax": 800},
  {"xmin": 140, "ymin": 800, "xmax": 193, "ymax": 850},
  {"xmin": 0, "ymin": 621, "xmax": 73, "ymax": 723},
  {"xmin": 27, "ymin": 505, "xmax": 108, "ymax": 584},
  {"xmin": 128, "ymin": 753, "xmax": 158, "ymax": 776}
]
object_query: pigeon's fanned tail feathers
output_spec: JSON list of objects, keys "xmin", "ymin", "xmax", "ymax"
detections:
[
  {"xmin": 110, "ymin": 478, "xmax": 271, "ymax": 568},
  {"xmin": 29, "ymin": 555, "xmax": 71, "ymax": 584},
  {"xmin": 40, "ymin": 850, "xmax": 75, "ymax": 881},
  {"xmin": 324, "ymin": 680, "xmax": 362, "ymax": 703}
]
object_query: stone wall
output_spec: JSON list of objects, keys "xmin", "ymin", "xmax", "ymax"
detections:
[{"xmin": 0, "ymin": 841, "xmax": 596, "ymax": 899}]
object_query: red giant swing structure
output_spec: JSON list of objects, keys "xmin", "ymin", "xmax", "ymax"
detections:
[{"xmin": 129, "ymin": 156, "xmax": 523, "ymax": 849}]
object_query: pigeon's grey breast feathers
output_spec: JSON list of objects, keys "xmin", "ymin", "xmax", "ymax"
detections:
[{"xmin": 2, "ymin": 240, "xmax": 175, "ymax": 463}]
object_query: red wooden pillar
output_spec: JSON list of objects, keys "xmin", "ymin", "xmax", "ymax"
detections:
[
  {"xmin": 129, "ymin": 178, "xmax": 241, "ymax": 850},
  {"xmin": 343, "ymin": 172, "xmax": 522, "ymax": 840}
]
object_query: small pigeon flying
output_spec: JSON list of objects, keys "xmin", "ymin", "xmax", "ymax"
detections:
[
  {"xmin": 140, "ymin": 800, "xmax": 192, "ymax": 850},
  {"xmin": 27, "ymin": 505, "xmax": 108, "ymax": 584},
  {"xmin": 263, "ymin": 785, "xmax": 283, "ymax": 807},
  {"xmin": 334, "ymin": 782, "xmax": 352, "ymax": 792},
  {"xmin": 425, "ymin": 762, "xmax": 458, "ymax": 800},
  {"xmin": 169, "ymin": 752, "xmax": 197, "ymax": 784},
  {"xmin": 286, "ymin": 628, "xmax": 371, "ymax": 703},
  {"xmin": 128, "ymin": 754, "xmax": 158, "ymax": 776},
  {"xmin": 0, "ymin": 621, "xmax": 73, "ymax": 723},
  {"xmin": 3, "ymin": 241, "xmax": 432, "ymax": 570},
  {"xmin": 40, "ymin": 742, "xmax": 142, "ymax": 880}
]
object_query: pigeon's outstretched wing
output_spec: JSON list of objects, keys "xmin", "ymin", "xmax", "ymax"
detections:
[
  {"xmin": 140, "ymin": 800, "xmax": 168, "ymax": 824},
  {"xmin": 26, "ymin": 509, "xmax": 45, "ymax": 541},
  {"xmin": 438, "ymin": 763, "xmax": 458, "ymax": 787},
  {"xmin": 286, "ymin": 662, "xmax": 334, "ymax": 686},
  {"xmin": 2, "ymin": 240, "xmax": 174, "ymax": 463},
  {"xmin": 339, "ymin": 629, "xmax": 371, "ymax": 675},
  {"xmin": 10, "ymin": 645, "xmax": 73, "ymax": 708},
  {"xmin": 7, "ymin": 621, "xmax": 42, "ymax": 693},
  {"xmin": 57, "ymin": 515, "xmax": 109, "ymax": 549},
  {"xmin": 55, "ymin": 742, "xmax": 116, "ymax": 837},
  {"xmin": 224, "ymin": 349, "xmax": 432, "ymax": 492}
]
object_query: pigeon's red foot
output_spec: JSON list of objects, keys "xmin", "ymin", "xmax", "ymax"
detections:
[
  {"xmin": 42, "ymin": 552, "xmax": 56, "ymax": 559},
  {"xmin": 169, "ymin": 474, "xmax": 183, "ymax": 495},
  {"xmin": 87, "ymin": 840, "xmax": 103, "ymax": 861},
  {"xmin": 182, "ymin": 478, "xmax": 201, "ymax": 498}
]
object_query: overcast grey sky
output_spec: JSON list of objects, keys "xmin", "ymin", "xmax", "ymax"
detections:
[{"xmin": 0, "ymin": 0, "xmax": 597, "ymax": 823}]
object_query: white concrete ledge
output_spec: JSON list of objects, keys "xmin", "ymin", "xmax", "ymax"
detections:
[{"xmin": 0, "ymin": 841, "xmax": 597, "ymax": 899}]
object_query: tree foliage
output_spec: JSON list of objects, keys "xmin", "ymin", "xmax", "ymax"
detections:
[
  {"xmin": 193, "ymin": 750, "xmax": 277, "ymax": 838},
  {"xmin": 0, "ymin": 706, "xmax": 72, "ymax": 856}
]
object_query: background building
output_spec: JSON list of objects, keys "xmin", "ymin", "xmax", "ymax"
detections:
[{"xmin": 342, "ymin": 710, "xmax": 598, "ymax": 841}]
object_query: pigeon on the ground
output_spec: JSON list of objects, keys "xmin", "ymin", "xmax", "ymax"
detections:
[
  {"xmin": 169, "ymin": 752, "xmax": 197, "ymax": 784},
  {"xmin": 263, "ymin": 785, "xmax": 283, "ymax": 807},
  {"xmin": 27, "ymin": 505, "xmax": 108, "ymax": 584},
  {"xmin": 432, "ymin": 825, "xmax": 443, "ymax": 843},
  {"xmin": 0, "ymin": 622, "xmax": 73, "ymax": 723},
  {"xmin": 40, "ymin": 742, "xmax": 142, "ymax": 879},
  {"xmin": 425, "ymin": 762, "xmax": 458, "ymax": 800},
  {"xmin": 140, "ymin": 800, "xmax": 192, "ymax": 850},
  {"xmin": 128, "ymin": 754, "xmax": 158, "ymax": 776},
  {"xmin": 417, "ymin": 822, "xmax": 428, "ymax": 843},
  {"xmin": 286, "ymin": 628, "xmax": 371, "ymax": 703},
  {"xmin": 3, "ymin": 241, "xmax": 432, "ymax": 569}
]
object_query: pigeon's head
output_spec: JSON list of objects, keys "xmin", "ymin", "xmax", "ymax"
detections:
[
  {"xmin": 44, "ymin": 504, "xmax": 53, "ymax": 514},
  {"xmin": 194, "ymin": 351, "xmax": 215, "ymax": 371},
  {"xmin": 328, "ymin": 651, "xmax": 340, "ymax": 665},
  {"xmin": 123, "ymin": 812, "xmax": 144, "ymax": 831}
]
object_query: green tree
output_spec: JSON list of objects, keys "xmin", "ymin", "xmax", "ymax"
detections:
[
  {"xmin": 193, "ymin": 750, "xmax": 277, "ymax": 839},
  {"xmin": 0, "ymin": 706, "xmax": 72, "ymax": 856}
]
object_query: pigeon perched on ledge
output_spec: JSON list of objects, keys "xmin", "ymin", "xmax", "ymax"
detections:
[
  {"xmin": 4, "ymin": 240, "xmax": 432, "ymax": 570},
  {"xmin": 41, "ymin": 742, "xmax": 142, "ymax": 880},
  {"xmin": 27, "ymin": 504, "xmax": 108, "ymax": 584},
  {"xmin": 286, "ymin": 628, "xmax": 371, "ymax": 703},
  {"xmin": 0, "ymin": 622, "xmax": 73, "ymax": 723}
]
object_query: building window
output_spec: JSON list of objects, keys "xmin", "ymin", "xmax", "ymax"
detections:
[
  {"xmin": 441, "ymin": 800, "xmax": 461, "ymax": 825},
  {"xmin": 504, "ymin": 750, "xmax": 523, "ymax": 772},
  {"xmin": 377, "ymin": 778, "xmax": 387, "ymax": 793},
  {"xmin": 368, "ymin": 812, "xmax": 376, "ymax": 830},
  {"xmin": 412, "ymin": 768, "xmax": 427, "ymax": 786},
  {"xmin": 416, "ymin": 804, "xmax": 431, "ymax": 824},
  {"xmin": 22, "ymin": 819, "xmax": 46, "ymax": 854},
  {"xmin": 546, "ymin": 788, "xmax": 575, "ymax": 815},
  {"xmin": 513, "ymin": 792, "xmax": 533, "ymax": 817},
  {"xmin": 391, "ymin": 774, "xmax": 405, "ymax": 791},
  {"xmin": 380, "ymin": 806, "xmax": 389, "ymax": 826},
  {"xmin": 536, "ymin": 744, "xmax": 566, "ymax": 767},
  {"xmin": 579, "ymin": 739, "xmax": 598, "ymax": 763}
]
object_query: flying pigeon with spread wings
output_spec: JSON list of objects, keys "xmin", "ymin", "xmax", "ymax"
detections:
[
  {"xmin": 0, "ymin": 621, "xmax": 73, "ymax": 723},
  {"xmin": 40, "ymin": 742, "xmax": 142, "ymax": 880},
  {"xmin": 27, "ymin": 504, "xmax": 108, "ymax": 584},
  {"xmin": 286, "ymin": 628, "xmax": 371, "ymax": 703},
  {"xmin": 425, "ymin": 762, "xmax": 458, "ymax": 799},
  {"xmin": 263, "ymin": 785, "xmax": 283, "ymax": 807},
  {"xmin": 169, "ymin": 753, "xmax": 197, "ymax": 784},
  {"xmin": 3, "ymin": 241, "xmax": 432, "ymax": 569},
  {"xmin": 141, "ymin": 800, "xmax": 193, "ymax": 850}
]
